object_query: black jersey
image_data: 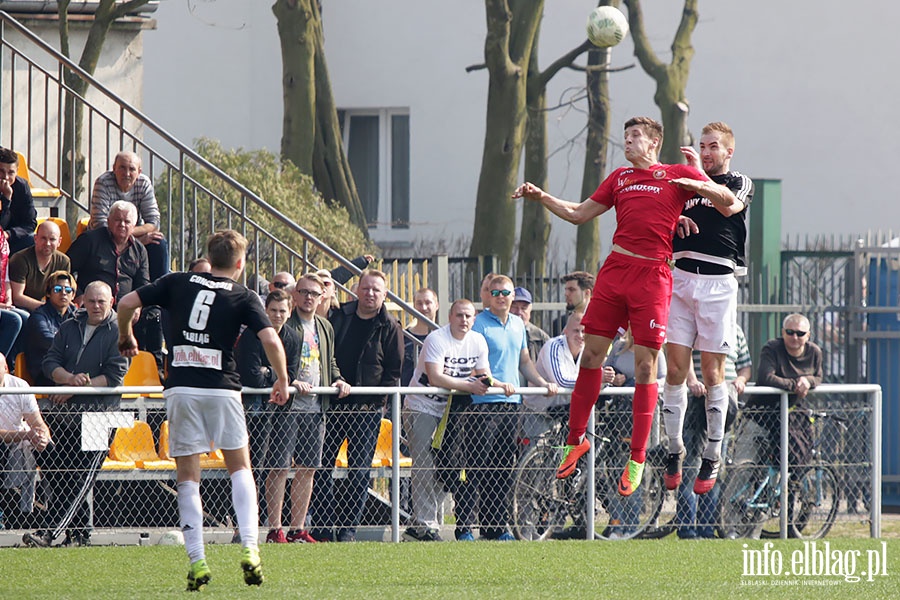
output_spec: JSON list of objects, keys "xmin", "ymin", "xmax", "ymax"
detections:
[
  {"xmin": 672, "ymin": 171, "xmax": 753, "ymax": 275},
  {"xmin": 136, "ymin": 272, "xmax": 273, "ymax": 390}
]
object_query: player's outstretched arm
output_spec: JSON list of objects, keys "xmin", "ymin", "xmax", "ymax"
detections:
[
  {"xmin": 116, "ymin": 291, "xmax": 143, "ymax": 357},
  {"xmin": 258, "ymin": 327, "xmax": 290, "ymax": 405},
  {"xmin": 513, "ymin": 182, "xmax": 608, "ymax": 225},
  {"xmin": 670, "ymin": 177, "xmax": 739, "ymax": 215}
]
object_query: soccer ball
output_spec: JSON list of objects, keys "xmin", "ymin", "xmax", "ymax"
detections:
[
  {"xmin": 157, "ymin": 529, "xmax": 185, "ymax": 546},
  {"xmin": 586, "ymin": 6, "xmax": 629, "ymax": 48}
]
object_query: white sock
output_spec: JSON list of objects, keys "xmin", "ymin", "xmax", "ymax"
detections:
[
  {"xmin": 703, "ymin": 383, "xmax": 729, "ymax": 462},
  {"xmin": 176, "ymin": 480, "xmax": 205, "ymax": 563},
  {"xmin": 662, "ymin": 383, "xmax": 688, "ymax": 453},
  {"xmin": 231, "ymin": 468, "xmax": 259, "ymax": 550}
]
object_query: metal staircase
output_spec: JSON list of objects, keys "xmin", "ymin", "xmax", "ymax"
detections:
[{"xmin": 0, "ymin": 10, "xmax": 397, "ymax": 301}]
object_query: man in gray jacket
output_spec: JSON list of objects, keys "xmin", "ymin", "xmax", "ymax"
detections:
[{"xmin": 23, "ymin": 280, "xmax": 128, "ymax": 548}]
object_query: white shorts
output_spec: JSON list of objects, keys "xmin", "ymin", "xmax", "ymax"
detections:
[
  {"xmin": 165, "ymin": 387, "xmax": 248, "ymax": 457},
  {"xmin": 666, "ymin": 269, "xmax": 737, "ymax": 354}
]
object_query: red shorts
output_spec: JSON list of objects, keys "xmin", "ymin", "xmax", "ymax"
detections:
[{"xmin": 581, "ymin": 252, "xmax": 673, "ymax": 350}]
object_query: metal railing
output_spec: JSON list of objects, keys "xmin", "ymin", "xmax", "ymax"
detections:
[
  {"xmin": 0, "ymin": 382, "xmax": 881, "ymax": 544},
  {"xmin": 0, "ymin": 11, "xmax": 439, "ymax": 330}
]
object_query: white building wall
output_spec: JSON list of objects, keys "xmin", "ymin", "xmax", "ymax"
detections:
[
  {"xmin": 139, "ymin": 0, "xmax": 900, "ymax": 259},
  {"xmin": 1, "ymin": 17, "xmax": 149, "ymax": 196}
]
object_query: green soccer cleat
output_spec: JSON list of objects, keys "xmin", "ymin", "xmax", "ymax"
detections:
[
  {"xmin": 186, "ymin": 558, "xmax": 211, "ymax": 592},
  {"xmin": 241, "ymin": 547, "xmax": 263, "ymax": 586},
  {"xmin": 618, "ymin": 459, "xmax": 645, "ymax": 496}
]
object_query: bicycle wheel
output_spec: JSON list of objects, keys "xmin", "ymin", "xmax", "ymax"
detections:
[
  {"xmin": 789, "ymin": 466, "xmax": 840, "ymax": 540},
  {"xmin": 718, "ymin": 462, "xmax": 769, "ymax": 539},
  {"xmin": 511, "ymin": 444, "xmax": 574, "ymax": 540},
  {"xmin": 594, "ymin": 454, "xmax": 665, "ymax": 540},
  {"xmin": 634, "ymin": 450, "xmax": 677, "ymax": 540}
]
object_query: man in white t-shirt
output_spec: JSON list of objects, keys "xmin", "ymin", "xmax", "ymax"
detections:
[
  {"xmin": 402, "ymin": 298, "xmax": 510, "ymax": 542},
  {"xmin": 0, "ymin": 352, "xmax": 50, "ymax": 525}
]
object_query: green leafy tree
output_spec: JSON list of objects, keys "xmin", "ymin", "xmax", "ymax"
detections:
[{"xmin": 158, "ymin": 139, "xmax": 373, "ymax": 277}]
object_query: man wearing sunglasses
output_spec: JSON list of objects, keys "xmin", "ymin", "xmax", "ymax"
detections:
[
  {"xmin": 466, "ymin": 275, "xmax": 557, "ymax": 540},
  {"xmin": 736, "ymin": 313, "xmax": 823, "ymax": 469},
  {"xmin": 23, "ymin": 271, "xmax": 76, "ymax": 385}
]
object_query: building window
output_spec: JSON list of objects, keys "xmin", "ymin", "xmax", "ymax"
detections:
[{"xmin": 339, "ymin": 109, "xmax": 409, "ymax": 229}]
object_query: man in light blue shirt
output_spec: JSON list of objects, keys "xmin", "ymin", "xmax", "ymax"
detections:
[{"xmin": 461, "ymin": 275, "xmax": 556, "ymax": 541}]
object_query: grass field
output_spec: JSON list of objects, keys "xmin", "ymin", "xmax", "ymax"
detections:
[{"xmin": 2, "ymin": 536, "xmax": 897, "ymax": 599}]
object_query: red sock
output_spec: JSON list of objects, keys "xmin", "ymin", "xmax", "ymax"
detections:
[
  {"xmin": 630, "ymin": 382, "xmax": 657, "ymax": 463},
  {"xmin": 566, "ymin": 367, "xmax": 604, "ymax": 445}
]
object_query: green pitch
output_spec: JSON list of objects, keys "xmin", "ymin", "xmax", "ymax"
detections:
[{"xmin": 3, "ymin": 538, "xmax": 898, "ymax": 599}]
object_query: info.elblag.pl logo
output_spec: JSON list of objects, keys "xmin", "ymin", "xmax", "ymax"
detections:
[{"xmin": 741, "ymin": 541, "xmax": 889, "ymax": 585}]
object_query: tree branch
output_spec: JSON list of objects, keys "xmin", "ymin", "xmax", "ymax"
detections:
[
  {"xmin": 670, "ymin": 0, "xmax": 698, "ymax": 62},
  {"xmin": 623, "ymin": 0, "xmax": 664, "ymax": 80},
  {"xmin": 534, "ymin": 39, "xmax": 593, "ymax": 87}
]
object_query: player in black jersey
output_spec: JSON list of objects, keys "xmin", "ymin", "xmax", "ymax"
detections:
[
  {"xmin": 117, "ymin": 230, "xmax": 289, "ymax": 590},
  {"xmin": 662, "ymin": 122, "xmax": 754, "ymax": 496}
]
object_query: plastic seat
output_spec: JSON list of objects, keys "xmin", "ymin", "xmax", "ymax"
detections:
[
  {"xmin": 333, "ymin": 419, "xmax": 412, "ymax": 469},
  {"xmin": 158, "ymin": 420, "xmax": 172, "ymax": 460},
  {"xmin": 372, "ymin": 419, "xmax": 412, "ymax": 468},
  {"xmin": 109, "ymin": 421, "xmax": 159, "ymax": 464},
  {"xmin": 199, "ymin": 449, "xmax": 227, "ymax": 469},
  {"xmin": 122, "ymin": 350, "xmax": 163, "ymax": 399},
  {"xmin": 157, "ymin": 421, "xmax": 224, "ymax": 469},
  {"xmin": 76, "ymin": 216, "xmax": 90, "ymax": 239},
  {"xmin": 13, "ymin": 353, "xmax": 32, "ymax": 385},
  {"xmin": 15, "ymin": 151, "xmax": 62, "ymax": 199},
  {"xmin": 35, "ymin": 217, "xmax": 72, "ymax": 253}
]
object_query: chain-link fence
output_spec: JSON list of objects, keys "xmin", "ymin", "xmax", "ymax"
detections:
[{"xmin": 0, "ymin": 385, "xmax": 880, "ymax": 545}]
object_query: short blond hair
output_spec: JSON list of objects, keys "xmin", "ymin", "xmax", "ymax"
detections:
[{"xmin": 701, "ymin": 121, "xmax": 735, "ymax": 149}]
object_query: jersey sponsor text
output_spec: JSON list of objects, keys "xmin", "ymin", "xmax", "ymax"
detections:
[{"xmin": 172, "ymin": 345, "xmax": 223, "ymax": 370}]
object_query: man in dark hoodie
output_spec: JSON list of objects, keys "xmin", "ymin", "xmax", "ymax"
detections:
[{"xmin": 23, "ymin": 280, "xmax": 128, "ymax": 548}]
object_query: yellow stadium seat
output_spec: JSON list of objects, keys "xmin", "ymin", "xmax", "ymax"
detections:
[
  {"xmin": 158, "ymin": 420, "xmax": 172, "ymax": 460},
  {"xmin": 333, "ymin": 419, "xmax": 412, "ymax": 469},
  {"xmin": 157, "ymin": 420, "xmax": 223, "ymax": 469},
  {"xmin": 372, "ymin": 419, "xmax": 412, "ymax": 468},
  {"xmin": 13, "ymin": 353, "xmax": 32, "ymax": 385},
  {"xmin": 35, "ymin": 217, "xmax": 72, "ymax": 253},
  {"xmin": 15, "ymin": 151, "xmax": 62, "ymax": 199},
  {"xmin": 76, "ymin": 216, "xmax": 90, "ymax": 239},
  {"xmin": 200, "ymin": 449, "xmax": 227, "ymax": 469},
  {"xmin": 122, "ymin": 350, "xmax": 163, "ymax": 399},
  {"xmin": 104, "ymin": 420, "xmax": 175, "ymax": 470},
  {"xmin": 335, "ymin": 439, "xmax": 349, "ymax": 469}
]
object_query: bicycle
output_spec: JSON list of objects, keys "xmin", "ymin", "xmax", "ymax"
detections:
[
  {"xmin": 511, "ymin": 403, "xmax": 667, "ymax": 541},
  {"xmin": 718, "ymin": 408, "xmax": 844, "ymax": 540}
]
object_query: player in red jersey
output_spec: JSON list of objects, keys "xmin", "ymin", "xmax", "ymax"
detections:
[{"xmin": 513, "ymin": 116, "xmax": 738, "ymax": 495}]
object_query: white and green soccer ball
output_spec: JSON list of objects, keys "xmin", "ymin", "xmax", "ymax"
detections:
[{"xmin": 586, "ymin": 5, "xmax": 630, "ymax": 48}]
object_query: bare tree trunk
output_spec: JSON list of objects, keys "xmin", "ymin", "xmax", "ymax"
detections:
[
  {"xmin": 623, "ymin": 0, "xmax": 698, "ymax": 164},
  {"xmin": 576, "ymin": 46, "xmax": 612, "ymax": 272},
  {"xmin": 273, "ymin": 0, "xmax": 315, "ymax": 175},
  {"xmin": 57, "ymin": 0, "xmax": 151, "ymax": 229},
  {"xmin": 469, "ymin": 0, "xmax": 543, "ymax": 269},
  {"xmin": 273, "ymin": 0, "xmax": 368, "ymax": 234},
  {"xmin": 517, "ymin": 36, "xmax": 550, "ymax": 275}
]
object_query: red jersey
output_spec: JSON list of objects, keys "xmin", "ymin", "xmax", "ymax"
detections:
[{"xmin": 590, "ymin": 164, "xmax": 708, "ymax": 260}]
